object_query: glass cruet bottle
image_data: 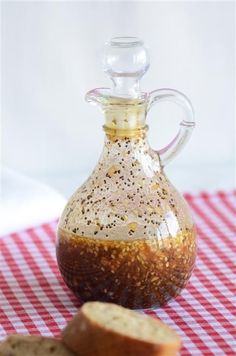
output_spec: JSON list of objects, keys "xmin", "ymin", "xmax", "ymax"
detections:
[{"xmin": 56, "ymin": 37, "xmax": 197, "ymax": 309}]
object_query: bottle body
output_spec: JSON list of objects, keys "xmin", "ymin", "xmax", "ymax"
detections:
[{"xmin": 56, "ymin": 130, "xmax": 196, "ymax": 309}]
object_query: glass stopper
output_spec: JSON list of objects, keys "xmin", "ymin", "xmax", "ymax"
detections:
[{"xmin": 102, "ymin": 37, "xmax": 150, "ymax": 98}]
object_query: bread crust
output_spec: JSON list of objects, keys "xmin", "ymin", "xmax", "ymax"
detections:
[
  {"xmin": 62, "ymin": 302, "xmax": 181, "ymax": 356},
  {"xmin": 0, "ymin": 334, "xmax": 74, "ymax": 356}
]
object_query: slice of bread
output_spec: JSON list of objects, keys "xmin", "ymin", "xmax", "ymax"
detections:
[
  {"xmin": 62, "ymin": 302, "xmax": 181, "ymax": 356},
  {"xmin": 0, "ymin": 334, "xmax": 75, "ymax": 356}
]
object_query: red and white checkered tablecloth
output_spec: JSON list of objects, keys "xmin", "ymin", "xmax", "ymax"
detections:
[{"xmin": 0, "ymin": 191, "xmax": 235, "ymax": 355}]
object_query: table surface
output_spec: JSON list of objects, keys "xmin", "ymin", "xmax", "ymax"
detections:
[{"xmin": 0, "ymin": 190, "xmax": 235, "ymax": 355}]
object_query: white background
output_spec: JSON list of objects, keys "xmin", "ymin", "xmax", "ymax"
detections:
[{"xmin": 2, "ymin": 1, "xmax": 235, "ymax": 198}]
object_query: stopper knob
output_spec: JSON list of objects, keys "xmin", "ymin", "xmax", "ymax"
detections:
[{"xmin": 102, "ymin": 37, "xmax": 149, "ymax": 97}]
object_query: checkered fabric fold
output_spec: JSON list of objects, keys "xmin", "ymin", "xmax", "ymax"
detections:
[{"xmin": 0, "ymin": 190, "xmax": 235, "ymax": 355}]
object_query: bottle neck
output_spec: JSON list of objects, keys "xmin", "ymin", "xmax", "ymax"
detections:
[{"xmin": 103, "ymin": 97, "xmax": 147, "ymax": 134}]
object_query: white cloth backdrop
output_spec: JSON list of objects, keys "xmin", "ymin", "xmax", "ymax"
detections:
[
  {"xmin": 2, "ymin": 1, "xmax": 235, "ymax": 220},
  {"xmin": 0, "ymin": 168, "xmax": 66, "ymax": 235}
]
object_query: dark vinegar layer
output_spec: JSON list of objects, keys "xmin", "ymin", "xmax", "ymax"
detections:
[{"xmin": 56, "ymin": 228, "xmax": 196, "ymax": 309}]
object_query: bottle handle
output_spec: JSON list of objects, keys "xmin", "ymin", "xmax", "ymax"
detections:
[{"xmin": 147, "ymin": 88, "xmax": 195, "ymax": 167}]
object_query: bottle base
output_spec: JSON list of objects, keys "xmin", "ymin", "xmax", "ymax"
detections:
[{"xmin": 71, "ymin": 287, "xmax": 182, "ymax": 310}]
